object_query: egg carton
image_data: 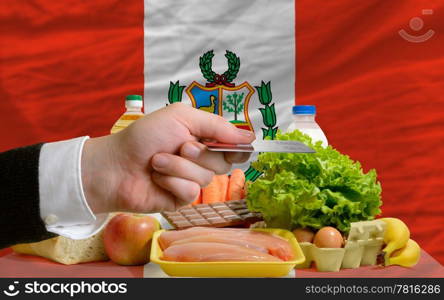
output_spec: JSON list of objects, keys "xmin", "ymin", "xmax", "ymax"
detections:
[{"xmin": 295, "ymin": 220, "xmax": 386, "ymax": 272}]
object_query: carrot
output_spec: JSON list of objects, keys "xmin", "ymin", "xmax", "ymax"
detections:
[
  {"xmin": 218, "ymin": 175, "xmax": 229, "ymax": 201},
  {"xmin": 191, "ymin": 189, "xmax": 202, "ymax": 206},
  {"xmin": 202, "ymin": 174, "xmax": 229, "ymax": 203},
  {"xmin": 227, "ymin": 169, "xmax": 246, "ymax": 201}
]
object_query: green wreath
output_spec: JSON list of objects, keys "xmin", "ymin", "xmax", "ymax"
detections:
[{"xmin": 199, "ymin": 50, "xmax": 240, "ymax": 84}]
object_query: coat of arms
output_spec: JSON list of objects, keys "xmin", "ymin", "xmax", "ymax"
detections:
[{"xmin": 166, "ymin": 50, "xmax": 278, "ymax": 181}]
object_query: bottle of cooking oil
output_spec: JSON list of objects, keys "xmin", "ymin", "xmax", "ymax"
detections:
[{"xmin": 110, "ymin": 95, "xmax": 144, "ymax": 134}]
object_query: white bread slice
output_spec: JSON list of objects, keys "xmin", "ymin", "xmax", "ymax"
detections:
[{"xmin": 12, "ymin": 231, "xmax": 108, "ymax": 265}]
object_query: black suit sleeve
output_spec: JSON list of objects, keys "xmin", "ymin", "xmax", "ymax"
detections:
[{"xmin": 0, "ymin": 144, "xmax": 56, "ymax": 249}]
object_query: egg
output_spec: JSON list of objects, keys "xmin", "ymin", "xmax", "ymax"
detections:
[
  {"xmin": 313, "ymin": 226, "xmax": 343, "ymax": 248},
  {"xmin": 293, "ymin": 228, "xmax": 315, "ymax": 243}
]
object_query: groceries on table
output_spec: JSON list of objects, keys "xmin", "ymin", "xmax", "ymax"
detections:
[{"xmin": 10, "ymin": 103, "xmax": 420, "ymax": 276}]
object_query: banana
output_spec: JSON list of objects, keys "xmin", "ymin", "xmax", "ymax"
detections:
[
  {"xmin": 386, "ymin": 239, "xmax": 421, "ymax": 267},
  {"xmin": 380, "ymin": 218, "xmax": 410, "ymax": 264}
]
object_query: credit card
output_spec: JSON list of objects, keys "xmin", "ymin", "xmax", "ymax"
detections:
[{"xmin": 203, "ymin": 140, "xmax": 315, "ymax": 153}]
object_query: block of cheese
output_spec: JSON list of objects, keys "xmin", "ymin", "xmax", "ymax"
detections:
[{"xmin": 12, "ymin": 231, "xmax": 108, "ymax": 265}]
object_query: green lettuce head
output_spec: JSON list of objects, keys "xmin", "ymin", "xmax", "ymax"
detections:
[{"xmin": 246, "ymin": 130, "xmax": 382, "ymax": 233}]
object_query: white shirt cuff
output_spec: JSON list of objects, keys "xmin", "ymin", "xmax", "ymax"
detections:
[{"xmin": 39, "ymin": 136, "xmax": 108, "ymax": 239}]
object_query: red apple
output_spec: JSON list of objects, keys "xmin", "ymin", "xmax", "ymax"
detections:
[{"xmin": 103, "ymin": 213, "xmax": 160, "ymax": 265}]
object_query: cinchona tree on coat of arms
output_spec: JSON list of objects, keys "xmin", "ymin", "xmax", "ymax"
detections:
[{"xmin": 167, "ymin": 50, "xmax": 278, "ymax": 181}]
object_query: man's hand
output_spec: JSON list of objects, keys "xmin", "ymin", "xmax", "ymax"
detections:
[{"xmin": 81, "ymin": 103, "xmax": 255, "ymax": 213}]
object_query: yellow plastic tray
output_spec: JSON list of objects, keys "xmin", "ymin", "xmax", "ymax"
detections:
[{"xmin": 150, "ymin": 228, "xmax": 305, "ymax": 278}]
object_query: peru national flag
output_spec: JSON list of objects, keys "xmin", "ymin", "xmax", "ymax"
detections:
[{"xmin": 1, "ymin": 0, "xmax": 444, "ymax": 264}]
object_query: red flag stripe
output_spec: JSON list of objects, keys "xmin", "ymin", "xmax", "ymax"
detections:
[{"xmin": 0, "ymin": 0, "xmax": 144, "ymax": 149}]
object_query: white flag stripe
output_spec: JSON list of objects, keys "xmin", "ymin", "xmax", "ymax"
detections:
[{"xmin": 144, "ymin": 0, "xmax": 295, "ymax": 170}]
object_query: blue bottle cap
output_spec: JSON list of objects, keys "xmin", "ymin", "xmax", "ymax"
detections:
[{"xmin": 292, "ymin": 105, "xmax": 316, "ymax": 115}]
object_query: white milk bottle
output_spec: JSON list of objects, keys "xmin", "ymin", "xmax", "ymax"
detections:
[{"xmin": 286, "ymin": 105, "xmax": 328, "ymax": 147}]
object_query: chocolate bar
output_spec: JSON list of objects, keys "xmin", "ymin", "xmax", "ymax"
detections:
[{"xmin": 162, "ymin": 199, "xmax": 262, "ymax": 229}]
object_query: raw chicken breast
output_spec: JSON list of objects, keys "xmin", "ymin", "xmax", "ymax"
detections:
[
  {"xmin": 159, "ymin": 227, "xmax": 294, "ymax": 261},
  {"xmin": 170, "ymin": 236, "xmax": 268, "ymax": 254},
  {"xmin": 158, "ymin": 227, "xmax": 248, "ymax": 249},
  {"xmin": 162, "ymin": 242, "xmax": 282, "ymax": 262}
]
